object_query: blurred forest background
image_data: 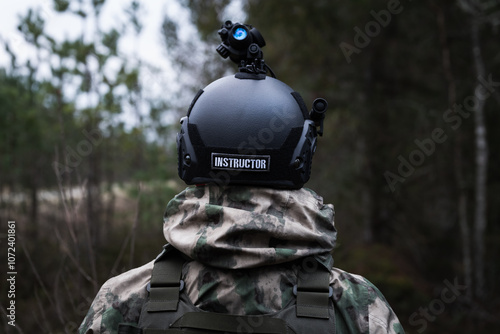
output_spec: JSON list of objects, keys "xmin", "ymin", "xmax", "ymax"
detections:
[{"xmin": 1, "ymin": 0, "xmax": 499, "ymax": 333}]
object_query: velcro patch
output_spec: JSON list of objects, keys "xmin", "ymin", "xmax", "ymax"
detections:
[{"xmin": 211, "ymin": 153, "xmax": 270, "ymax": 172}]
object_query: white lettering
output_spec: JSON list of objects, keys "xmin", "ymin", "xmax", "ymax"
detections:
[{"xmin": 212, "ymin": 154, "xmax": 270, "ymax": 171}]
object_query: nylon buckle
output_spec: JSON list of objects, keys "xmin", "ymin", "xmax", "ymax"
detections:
[
  {"xmin": 146, "ymin": 280, "xmax": 185, "ymax": 293},
  {"xmin": 293, "ymin": 284, "xmax": 333, "ymax": 297}
]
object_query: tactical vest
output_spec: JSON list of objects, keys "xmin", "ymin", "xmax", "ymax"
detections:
[{"xmin": 119, "ymin": 244, "xmax": 347, "ymax": 334}]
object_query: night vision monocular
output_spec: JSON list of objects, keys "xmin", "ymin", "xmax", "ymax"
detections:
[{"xmin": 216, "ymin": 20, "xmax": 271, "ymax": 76}]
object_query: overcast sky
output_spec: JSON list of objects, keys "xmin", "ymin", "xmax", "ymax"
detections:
[
  {"xmin": 0, "ymin": 0, "xmax": 245, "ymax": 68},
  {"xmin": 0, "ymin": 0, "xmax": 195, "ymax": 128},
  {"xmin": 0, "ymin": 0, "xmax": 245, "ymax": 127},
  {"xmin": 0, "ymin": 0, "xmax": 181, "ymax": 69}
]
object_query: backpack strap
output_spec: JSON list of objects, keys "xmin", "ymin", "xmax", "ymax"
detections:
[
  {"xmin": 147, "ymin": 244, "xmax": 186, "ymax": 312},
  {"xmin": 295, "ymin": 258, "xmax": 332, "ymax": 319}
]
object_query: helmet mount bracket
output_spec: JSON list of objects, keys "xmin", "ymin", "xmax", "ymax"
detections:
[{"xmin": 217, "ymin": 20, "xmax": 276, "ymax": 78}]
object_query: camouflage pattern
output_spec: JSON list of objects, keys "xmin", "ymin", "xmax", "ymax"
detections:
[
  {"xmin": 79, "ymin": 185, "xmax": 404, "ymax": 333},
  {"xmin": 78, "ymin": 261, "xmax": 152, "ymax": 333},
  {"xmin": 163, "ymin": 185, "xmax": 337, "ymax": 269}
]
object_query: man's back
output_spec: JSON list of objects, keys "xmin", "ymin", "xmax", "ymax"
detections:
[{"xmin": 79, "ymin": 185, "xmax": 404, "ymax": 333}]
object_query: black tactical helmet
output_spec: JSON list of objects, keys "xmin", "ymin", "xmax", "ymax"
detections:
[{"xmin": 176, "ymin": 21, "xmax": 327, "ymax": 189}]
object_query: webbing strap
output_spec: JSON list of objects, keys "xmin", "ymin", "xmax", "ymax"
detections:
[
  {"xmin": 147, "ymin": 245, "xmax": 186, "ymax": 312},
  {"xmin": 118, "ymin": 323, "xmax": 142, "ymax": 334},
  {"xmin": 124, "ymin": 312, "xmax": 290, "ymax": 334},
  {"xmin": 296, "ymin": 260, "xmax": 331, "ymax": 319},
  {"xmin": 170, "ymin": 312, "xmax": 289, "ymax": 334},
  {"xmin": 143, "ymin": 330, "xmax": 198, "ymax": 334}
]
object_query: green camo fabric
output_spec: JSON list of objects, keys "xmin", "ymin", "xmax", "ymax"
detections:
[{"xmin": 79, "ymin": 185, "xmax": 404, "ymax": 334}]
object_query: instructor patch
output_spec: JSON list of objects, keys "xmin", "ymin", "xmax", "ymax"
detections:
[{"xmin": 211, "ymin": 153, "xmax": 270, "ymax": 172}]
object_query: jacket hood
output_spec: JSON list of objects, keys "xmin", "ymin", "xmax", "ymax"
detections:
[{"xmin": 163, "ymin": 185, "xmax": 336, "ymax": 269}]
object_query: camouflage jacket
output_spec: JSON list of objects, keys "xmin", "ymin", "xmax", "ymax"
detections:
[{"xmin": 79, "ymin": 185, "xmax": 405, "ymax": 334}]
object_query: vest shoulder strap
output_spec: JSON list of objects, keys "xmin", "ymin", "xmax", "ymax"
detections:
[
  {"xmin": 296, "ymin": 259, "xmax": 332, "ymax": 319},
  {"xmin": 147, "ymin": 244, "xmax": 186, "ymax": 312},
  {"xmin": 119, "ymin": 246, "xmax": 335, "ymax": 334}
]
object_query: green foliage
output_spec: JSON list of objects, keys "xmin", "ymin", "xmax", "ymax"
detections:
[
  {"xmin": 0, "ymin": 1, "xmax": 179, "ymax": 332},
  {"xmin": 17, "ymin": 9, "xmax": 45, "ymax": 46},
  {"xmin": 102, "ymin": 28, "xmax": 120, "ymax": 55},
  {"xmin": 162, "ymin": 17, "xmax": 179, "ymax": 49},
  {"xmin": 0, "ymin": 70, "xmax": 59, "ymax": 191},
  {"xmin": 184, "ymin": 0, "xmax": 232, "ymax": 39},
  {"xmin": 125, "ymin": 0, "xmax": 143, "ymax": 35},
  {"xmin": 54, "ymin": 0, "xmax": 70, "ymax": 12}
]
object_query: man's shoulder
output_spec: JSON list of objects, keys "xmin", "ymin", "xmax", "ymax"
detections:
[
  {"xmin": 79, "ymin": 260, "xmax": 154, "ymax": 334},
  {"xmin": 330, "ymin": 267, "xmax": 405, "ymax": 334},
  {"xmin": 331, "ymin": 267, "xmax": 383, "ymax": 296},
  {"xmin": 101, "ymin": 260, "xmax": 154, "ymax": 294}
]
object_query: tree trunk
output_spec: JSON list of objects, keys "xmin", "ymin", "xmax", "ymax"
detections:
[
  {"xmin": 470, "ymin": 18, "xmax": 489, "ymax": 299},
  {"xmin": 86, "ymin": 142, "xmax": 100, "ymax": 293},
  {"xmin": 432, "ymin": 1, "xmax": 473, "ymax": 298},
  {"xmin": 29, "ymin": 177, "xmax": 38, "ymax": 238}
]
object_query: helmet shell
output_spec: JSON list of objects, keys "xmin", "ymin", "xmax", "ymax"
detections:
[{"xmin": 177, "ymin": 74, "xmax": 317, "ymax": 189}]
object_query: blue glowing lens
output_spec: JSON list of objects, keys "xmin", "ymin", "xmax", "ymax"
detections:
[{"xmin": 232, "ymin": 27, "xmax": 248, "ymax": 41}]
